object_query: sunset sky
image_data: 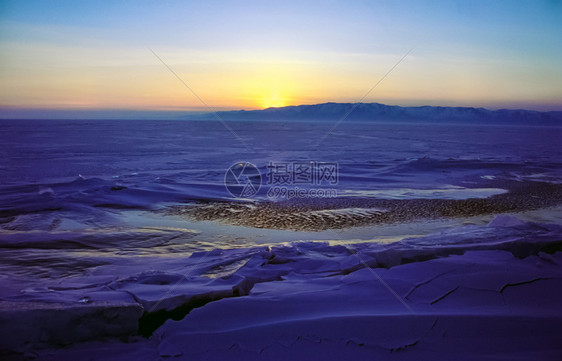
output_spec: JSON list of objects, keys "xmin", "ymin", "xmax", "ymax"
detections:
[{"xmin": 1, "ymin": 0, "xmax": 561, "ymax": 114}]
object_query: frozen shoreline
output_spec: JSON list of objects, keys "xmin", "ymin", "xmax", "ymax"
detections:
[{"xmin": 1, "ymin": 215, "xmax": 562, "ymax": 360}]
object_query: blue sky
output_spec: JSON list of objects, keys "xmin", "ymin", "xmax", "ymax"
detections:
[{"xmin": 1, "ymin": 0, "xmax": 561, "ymax": 111}]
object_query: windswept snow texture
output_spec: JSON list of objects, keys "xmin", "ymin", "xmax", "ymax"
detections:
[
  {"xmin": 5, "ymin": 218, "xmax": 562, "ymax": 360},
  {"xmin": 0, "ymin": 118, "xmax": 562, "ymax": 359}
]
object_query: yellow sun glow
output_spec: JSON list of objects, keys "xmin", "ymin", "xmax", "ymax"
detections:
[{"xmin": 261, "ymin": 93, "xmax": 286, "ymax": 109}]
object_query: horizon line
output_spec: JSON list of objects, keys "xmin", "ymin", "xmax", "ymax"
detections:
[
  {"xmin": 2, "ymin": 101, "xmax": 562, "ymax": 112},
  {"xmin": 1, "ymin": 101, "xmax": 562, "ymax": 120}
]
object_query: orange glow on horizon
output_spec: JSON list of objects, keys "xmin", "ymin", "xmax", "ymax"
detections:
[{"xmin": 1, "ymin": 43, "xmax": 561, "ymax": 112}]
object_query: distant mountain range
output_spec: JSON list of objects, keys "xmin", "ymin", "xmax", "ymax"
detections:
[{"xmin": 191, "ymin": 102, "xmax": 562, "ymax": 124}]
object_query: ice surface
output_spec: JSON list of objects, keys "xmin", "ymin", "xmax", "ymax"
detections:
[
  {"xmin": 0, "ymin": 301, "xmax": 143, "ymax": 351},
  {"xmin": 1, "ymin": 119, "xmax": 561, "ymax": 359},
  {"xmin": 1, "ymin": 216, "xmax": 561, "ymax": 359},
  {"xmin": 340, "ymin": 187, "xmax": 507, "ymax": 200},
  {"xmin": 488, "ymin": 214, "xmax": 529, "ymax": 227},
  {"xmin": 12, "ymin": 224, "xmax": 561, "ymax": 359}
]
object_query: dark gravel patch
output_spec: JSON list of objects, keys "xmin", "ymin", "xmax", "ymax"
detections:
[{"xmin": 167, "ymin": 181, "xmax": 562, "ymax": 231}]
